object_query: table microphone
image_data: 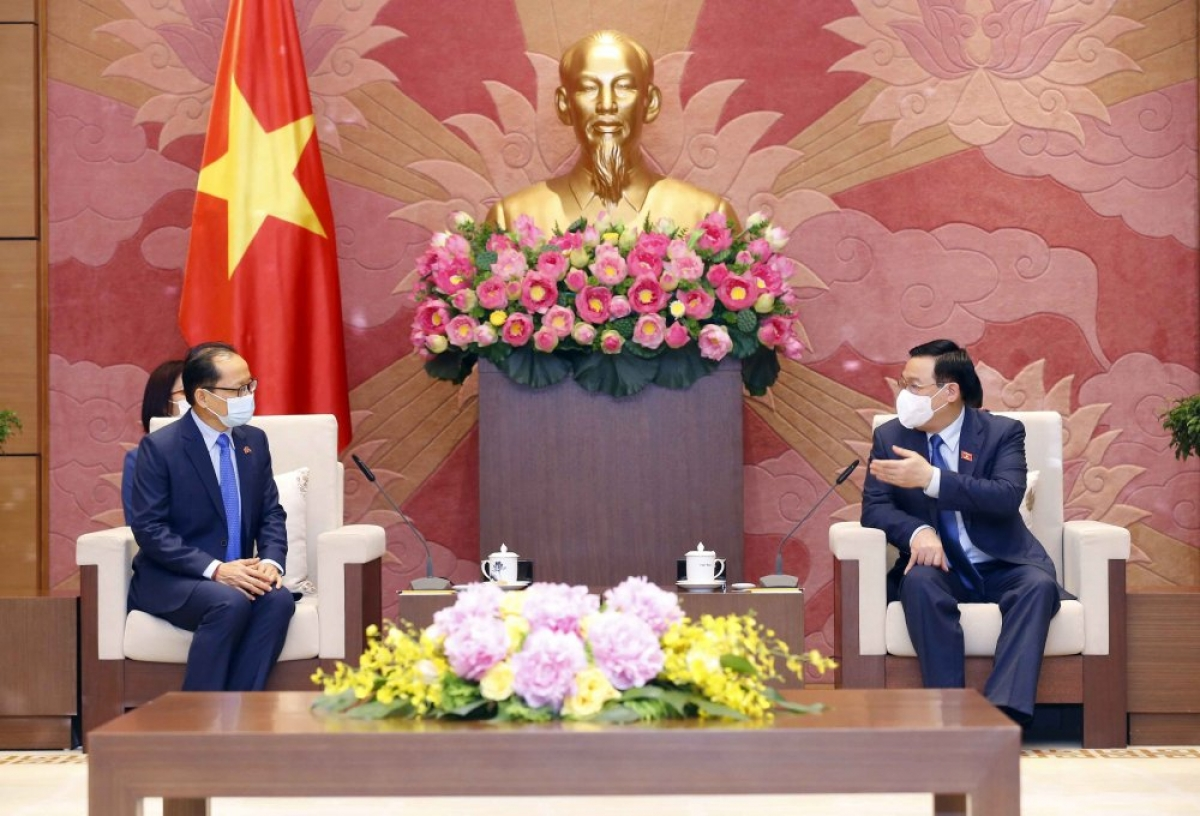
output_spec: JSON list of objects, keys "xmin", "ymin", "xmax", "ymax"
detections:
[
  {"xmin": 351, "ymin": 454, "xmax": 451, "ymax": 591},
  {"xmin": 759, "ymin": 459, "xmax": 860, "ymax": 588}
]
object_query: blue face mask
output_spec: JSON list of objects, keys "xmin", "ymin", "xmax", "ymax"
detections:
[{"xmin": 206, "ymin": 391, "xmax": 255, "ymax": 428}]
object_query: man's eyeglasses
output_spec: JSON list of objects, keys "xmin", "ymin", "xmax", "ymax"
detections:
[
  {"xmin": 900, "ymin": 380, "xmax": 945, "ymax": 395},
  {"xmin": 207, "ymin": 378, "xmax": 257, "ymax": 398}
]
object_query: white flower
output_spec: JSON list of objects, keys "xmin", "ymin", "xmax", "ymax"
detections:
[{"xmin": 746, "ymin": 211, "xmax": 768, "ymax": 229}]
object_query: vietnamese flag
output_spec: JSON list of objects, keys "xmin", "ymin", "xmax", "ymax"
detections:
[{"xmin": 180, "ymin": 0, "xmax": 351, "ymax": 450}]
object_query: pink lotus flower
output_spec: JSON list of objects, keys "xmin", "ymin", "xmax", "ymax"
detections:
[
  {"xmin": 476, "ymin": 278, "xmax": 508, "ymax": 311},
  {"xmin": 603, "ymin": 576, "xmax": 685, "ymax": 636},
  {"xmin": 679, "ymin": 288, "xmax": 715, "ymax": 319},
  {"xmin": 492, "ymin": 248, "xmax": 528, "ymax": 281},
  {"xmin": 756, "ymin": 315, "xmax": 790, "ymax": 348},
  {"xmin": 782, "ymin": 335, "xmax": 805, "ymax": 361},
  {"xmin": 609, "ymin": 296, "xmax": 632, "ymax": 319},
  {"xmin": 748, "ymin": 238, "xmax": 771, "ymax": 259},
  {"xmin": 736, "ymin": 250, "xmax": 755, "ymax": 266},
  {"xmin": 543, "ymin": 305, "xmax": 575, "ymax": 339},
  {"xmin": 450, "ymin": 288, "xmax": 477, "ymax": 312},
  {"xmin": 627, "ymin": 278, "xmax": 667, "ymax": 314},
  {"xmin": 502, "ymin": 313, "xmax": 534, "ymax": 346},
  {"xmin": 633, "ymin": 314, "xmax": 667, "ymax": 349},
  {"xmin": 564, "ymin": 268, "xmax": 588, "ymax": 292},
  {"xmin": 696, "ymin": 211, "xmax": 733, "ymax": 253},
  {"xmin": 443, "ymin": 615, "xmax": 509, "ymax": 681},
  {"xmin": 571, "ymin": 322, "xmax": 597, "ymax": 345},
  {"xmin": 665, "ymin": 252, "xmax": 704, "ymax": 282},
  {"xmin": 576, "ymin": 286, "xmax": 613, "ymax": 324},
  {"xmin": 415, "ymin": 299, "xmax": 451, "ymax": 335},
  {"xmin": 627, "ymin": 246, "xmax": 664, "ymax": 279},
  {"xmin": 515, "ymin": 214, "xmax": 544, "ymax": 249},
  {"xmin": 717, "ymin": 275, "xmax": 756, "ymax": 310},
  {"xmin": 600, "ymin": 330, "xmax": 625, "ymax": 354},
  {"xmin": 666, "ymin": 238, "xmax": 691, "ymax": 260},
  {"xmin": 590, "ymin": 245, "xmax": 628, "ymax": 285},
  {"xmin": 706, "ymin": 263, "xmax": 730, "ymax": 288},
  {"xmin": 551, "ymin": 231, "xmax": 584, "ymax": 252},
  {"xmin": 522, "ymin": 583, "xmax": 600, "ymax": 635},
  {"xmin": 520, "ymin": 273, "xmax": 559, "ymax": 314},
  {"xmin": 587, "ymin": 611, "xmax": 664, "ymax": 691},
  {"xmin": 537, "ymin": 250, "xmax": 568, "ymax": 279},
  {"xmin": 445, "ymin": 233, "xmax": 471, "ymax": 258},
  {"xmin": 750, "ymin": 262, "xmax": 784, "ymax": 297},
  {"xmin": 665, "ymin": 321, "xmax": 692, "ymax": 349},
  {"xmin": 582, "ymin": 225, "xmax": 600, "ymax": 244},
  {"xmin": 698, "ymin": 324, "xmax": 733, "ymax": 361},
  {"xmin": 533, "ymin": 327, "xmax": 559, "ymax": 353},
  {"xmin": 511, "ymin": 629, "xmax": 587, "ymax": 712},
  {"xmin": 505, "ymin": 280, "xmax": 522, "ymax": 300},
  {"xmin": 475, "ymin": 323, "xmax": 498, "ymax": 347},
  {"xmin": 446, "ymin": 315, "xmax": 479, "ymax": 348},
  {"xmin": 487, "ymin": 233, "xmax": 516, "ymax": 253},
  {"xmin": 416, "ymin": 246, "xmax": 450, "ymax": 279},
  {"xmin": 635, "ymin": 231, "xmax": 671, "ymax": 258}
]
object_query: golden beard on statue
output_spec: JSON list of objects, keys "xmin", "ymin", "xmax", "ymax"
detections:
[{"xmin": 487, "ymin": 30, "xmax": 738, "ymax": 232}]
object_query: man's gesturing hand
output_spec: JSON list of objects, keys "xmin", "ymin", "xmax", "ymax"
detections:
[
  {"xmin": 214, "ymin": 557, "xmax": 272, "ymax": 599},
  {"xmin": 869, "ymin": 445, "xmax": 935, "ymax": 490}
]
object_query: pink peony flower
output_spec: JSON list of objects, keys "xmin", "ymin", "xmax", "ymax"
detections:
[
  {"xmin": 492, "ymin": 248, "xmax": 528, "ymax": 281},
  {"xmin": 679, "ymin": 288, "xmax": 715, "ymax": 320},
  {"xmin": 511, "ymin": 629, "xmax": 587, "ymax": 712},
  {"xmin": 487, "ymin": 232, "xmax": 516, "ymax": 253},
  {"xmin": 698, "ymin": 324, "xmax": 733, "ymax": 361},
  {"xmin": 430, "ymin": 582, "xmax": 504, "ymax": 638},
  {"xmin": 706, "ymin": 263, "xmax": 730, "ymax": 289},
  {"xmin": 533, "ymin": 327, "xmax": 559, "ymax": 353},
  {"xmin": 521, "ymin": 583, "xmax": 600, "ymax": 635},
  {"xmin": 514, "ymin": 214, "xmax": 545, "ymax": 249},
  {"xmin": 587, "ymin": 611, "xmax": 664, "ymax": 690},
  {"xmin": 450, "ymin": 288, "xmax": 477, "ymax": 312},
  {"xmin": 476, "ymin": 278, "xmax": 508, "ymax": 311},
  {"xmin": 572, "ymin": 322, "xmax": 597, "ymax": 345},
  {"xmin": 590, "ymin": 245, "xmax": 628, "ymax": 285},
  {"xmin": 443, "ymin": 615, "xmax": 509, "ymax": 681},
  {"xmin": 632, "ymin": 313, "xmax": 667, "ymax": 349},
  {"xmin": 609, "ymin": 296, "xmax": 632, "ymax": 319},
  {"xmin": 537, "ymin": 250, "xmax": 568, "ymax": 280},
  {"xmin": 446, "ymin": 315, "xmax": 479, "ymax": 348},
  {"xmin": 665, "ymin": 252, "xmax": 704, "ymax": 282},
  {"xmin": 502, "ymin": 312, "xmax": 534, "ymax": 346},
  {"xmin": 543, "ymin": 305, "xmax": 575, "ymax": 339},
  {"xmin": 604, "ymin": 576, "xmax": 684, "ymax": 636},
  {"xmin": 756, "ymin": 315, "xmax": 790, "ymax": 348},
  {"xmin": 600, "ymin": 330, "xmax": 624, "ymax": 354},
  {"xmin": 665, "ymin": 321, "xmax": 691, "ymax": 349},
  {"xmin": 564, "ymin": 268, "xmax": 588, "ymax": 292},
  {"xmin": 415, "ymin": 299, "xmax": 451, "ymax": 335},
  {"xmin": 717, "ymin": 275, "xmax": 757, "ymax": 310},
  {"xmin": 696, "ymin": 211, "xmax": 733, "ymax": 253},
  {"xmin": 475, "ymin": 323, "xmax": 498, "ymax": 347},
  {"xmin": 627, "ymin": 278, "xmax": 667, "ymax": 314},
  {"xmin": 576, "ymin": 286, "xmax": 612, "ymax": 324},
  {"xmin": 520, "ymin": 273, "xmax": 559, "ymax": 314}
]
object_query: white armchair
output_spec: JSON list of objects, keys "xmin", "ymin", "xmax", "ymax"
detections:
[
  {"xmin": 77, "ymin": 415, "xmax": 385, "ymax": 744},
  {"xmin": 830, "ymin": 411, "xmax": 1130, "ymax": 747}
]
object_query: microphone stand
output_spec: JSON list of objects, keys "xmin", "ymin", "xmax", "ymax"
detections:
[
  {"xmin": 760, "ymin": 460, "xmax": 860, "ymax": 588},
  {"xmin": 351, "ymin": 454, "xmax": 451, "ymax": 591}
]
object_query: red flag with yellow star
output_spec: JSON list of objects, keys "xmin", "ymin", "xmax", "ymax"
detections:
[{"xmin": 180, "ymin": 0, "xmax": 351, "ymax": 449}]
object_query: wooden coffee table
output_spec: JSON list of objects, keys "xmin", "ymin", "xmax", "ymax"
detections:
[{"xmin": 89, "ymin": 689, "xmax": 1019, "ymax": 815}]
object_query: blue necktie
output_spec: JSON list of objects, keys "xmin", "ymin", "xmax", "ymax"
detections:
[
  {"xmin": 929, "ymin": 434, "xmax": 979, "ymax": 591},
  {"xmin": 216, "ymin": 434, "xmax": 241, "ymax": 563}
]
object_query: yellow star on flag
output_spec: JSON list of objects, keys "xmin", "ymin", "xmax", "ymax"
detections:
[{"xmin": 196, "ymin": 81, "xmax": 327, "ymax": 277}]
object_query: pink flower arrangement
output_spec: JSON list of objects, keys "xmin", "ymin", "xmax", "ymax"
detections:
[{"xmin": 410, "ymin": 211, "xmax": 807, "ymax": 397}]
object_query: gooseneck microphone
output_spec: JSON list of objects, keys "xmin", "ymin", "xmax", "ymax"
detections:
[
  {"xmin": 759, "ymin": 460, "xmax": 860, "ymax": 588},
  {"xmin": 351, "ymin": 454, "xmax": 451, "ymax": 591}
]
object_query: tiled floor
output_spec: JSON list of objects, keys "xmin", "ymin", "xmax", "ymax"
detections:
[{"xmin": 2, "ymin": 748, "xmax": 1198, "ymax": 815}]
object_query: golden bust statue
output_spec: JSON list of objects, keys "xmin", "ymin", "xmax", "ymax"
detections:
[{"xmin": 486, "ymin": 30, "xmax": 738, "ymax": 232}]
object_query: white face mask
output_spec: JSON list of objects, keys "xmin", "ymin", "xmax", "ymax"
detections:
[
  {"xmin": 172, "ymin": 399, "xmax": 190, "ymax": 417},
  {"xmin": 206, "ymin": 391, "xmax": 255, "ymax": 428},
  {"xmin": 895, "ymin": 385, "xmax": 946, "ymax": 430}
]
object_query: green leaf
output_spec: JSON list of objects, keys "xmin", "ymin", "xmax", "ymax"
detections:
[
  {"xmin": 692, "ymin": 697, "xmax": 748, "ymax": 721},
  {"xmin": 572, "ymin": 350, "xmax": 658, "ymax": 397},
  {"xmin": 565, "ymin": 216, "xmax": 588, "ymax": 234},
  {"xmin": 592, "ymin": 704, "xmax": 644, "ymax": 724},
  {"xmin": 499, "ymin": 346, "xmax": 573, "ymax": 389},
  {"xmin": 741, "ymin": 347, "xmax": 781, "ymax": 397},
  {"xmin": 424, "ymin": 350, "xmax": 476, "ymax": 385},
  {"xmin": 345, "ymin": 698, "xmax": 413, "ymax": 720},
  {"xmin": 719, "ymin": 653, "xmax": 758, "ymax": 676},
  {"xmin": 771, "ymin": 700, "xmax": 827, "ymax": 716},
  {"xmin": 653, "ymin": 346, "xmax": 718, "ymax": 390},
  {"xmin": 447, "ymin": 699, "xmax": 494, "ymax": 719},
  {"xmin": 311, "ymin": 689, "xmax": 357, "ymax": 713},
  {"xmin": 729, "ymin": 327, "xmax": 760, "ymax": 360},
  {"xmin": 474, "ymin": 250, "xmax": 498, "ymax": 272}
]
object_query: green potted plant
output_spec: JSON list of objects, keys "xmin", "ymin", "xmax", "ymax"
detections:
[
  {"xmin": 0, "ymin": 410, "xmax": 21, "ymax": 454},
  {"xmin": 1161, "ymin": 394, "xmax": 1200, "ymax": 460}
]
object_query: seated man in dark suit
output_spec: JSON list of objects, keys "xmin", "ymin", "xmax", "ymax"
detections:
[
  {"xmin": 128, "ymin": 342, "xmax": 294, "ymax": 691},
  {"xmin": 862, "ymin": 339, "xmax": 1068, "ymax": 725}
]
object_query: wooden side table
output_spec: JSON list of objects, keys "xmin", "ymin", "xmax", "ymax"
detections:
[
  {"xmin": 1127, "ymin": 587, "xmax": 1200, "ymax": 745},
  {"xmin": 0, "ymin": 594, "xmax": 78, "ymax": 748}
]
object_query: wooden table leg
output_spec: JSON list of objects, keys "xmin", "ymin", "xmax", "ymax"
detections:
[
  {"xmin": 164, "ymin": 799, "xmax": 210, "ymax": 816},
  {"xmin": 934, "ymin": 793, "xmax": 967, "ymax": 815},
  {"xmin": 88, "ymin": 754, "xmax": 141, "ymax": 816}
]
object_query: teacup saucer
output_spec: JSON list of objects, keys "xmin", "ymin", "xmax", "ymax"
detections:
[
  {"xmin": 494, "ymin": 580, "xmax": 531, "ymax": 591},
  {"xmin": 675, "ymin": 579, "xmax": 725, "ymax": 593}
]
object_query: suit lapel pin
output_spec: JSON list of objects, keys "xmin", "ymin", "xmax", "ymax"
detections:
[
  {"xmin": 243, "ymin": 445, "xmax": 252, "ymax": 455},
  {"xmin": 961, "ymin": 451, "xmax": 974, "ymax": 462}
]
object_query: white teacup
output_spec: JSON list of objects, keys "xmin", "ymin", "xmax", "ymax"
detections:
[
  {"xmin": 684, "ymin": 542, "xmax": 726, "ymax": 583},
  {"xmin": 481, "ymin": 543, "xmax": 520, "ymax": 584}
]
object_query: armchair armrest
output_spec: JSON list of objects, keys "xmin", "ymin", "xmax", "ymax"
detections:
[
  {"xmin": 315, "ymin": 524, "xmax": 386, "ymax": 660},
  {"xmin": 1063, "ymin": 520, "xmax": 1130, "ymax": 656},
  {"xmin": 76, "ymin": 527, "xmax": 137, "ymax": 661},
  {"xmin": 829, "ymin": 521, "xmax": 889, "ymax": 656}
]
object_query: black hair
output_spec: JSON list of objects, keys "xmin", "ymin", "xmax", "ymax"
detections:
[
  {"xmin": 182, "ymin": 342, "xmax": 238, "ymax": 407},
  {"xmin": 908, "ymin": 339, "xmax": 984, "ymax": 409},
  {"xmin": 140, "ymin": 359, "xmax": 185, "ymax": 433}
]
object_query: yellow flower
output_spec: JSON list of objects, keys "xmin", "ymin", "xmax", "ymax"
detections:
[
  {"xmin": 562, "ymin": 667, "xmax": 620, "ymax": 718},
  {"xmin": 602, "ymin": 231, "xmax": 620, "ymax": 244},
  {"xmin": 499, "ymin": 591, "xmax": 526, "ymax": 618},
  {"xmin": 504, "ymin": 615, "xmax": 529, "ymax": 652},
  {"xmin": 569, "ymin": 249, "xmax": 589, "ymax": 268},
  {"xmin": 480, "ymin": 660, "xmax": 515, "ymax": 701},
  {"xmin": 489, "ymin": 310, "xmax": 508, "ymax": 327}
]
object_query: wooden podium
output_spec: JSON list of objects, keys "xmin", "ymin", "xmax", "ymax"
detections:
[{"xmin": 478, "ymin": 360, "xmax": 743, "ymax": 587}]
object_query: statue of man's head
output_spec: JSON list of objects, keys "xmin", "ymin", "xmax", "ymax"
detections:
[{"xmin": 556, "ymin": 31, "xmax": 662, "ymax": 204}]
